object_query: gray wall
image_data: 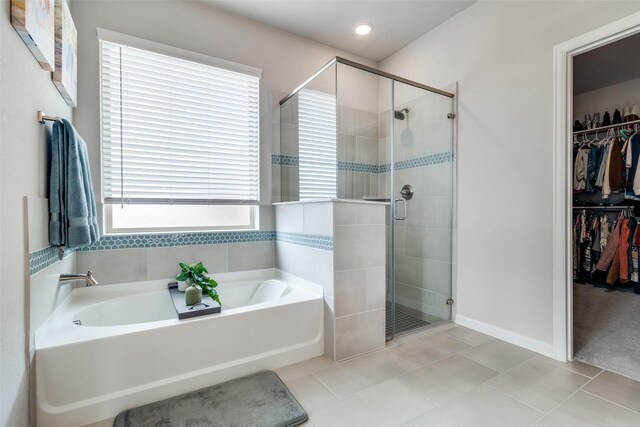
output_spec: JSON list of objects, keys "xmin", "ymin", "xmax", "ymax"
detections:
[
  {"xmin": 380, "ymin": 0, "xmax": 640, "ymax": 348},
  {"xmin": 0, "ymin": 1, "xmax": 73, "ymax": 426}
]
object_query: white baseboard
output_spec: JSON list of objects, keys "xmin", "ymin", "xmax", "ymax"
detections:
[{"xmin": 455, "ymin": 314, "xmax": 554, "ymax": 358}]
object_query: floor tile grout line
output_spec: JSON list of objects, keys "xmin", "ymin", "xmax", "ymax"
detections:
[
  {"xmin": 307, "ymin": 370, "xmax": 438, "ymax": 421},
  {"xmin": 440, "ymin": 329, "xmax": 495, "ymax": 347},
  {"xmin": 309, "ymin": 371, "xmax": 344, "ymax": 401},
  {"xmin": 482, "ymin": 382, "xmax": 546, "ymax": 416},
  {"xmin": 532, "ymin": 354, "xmax": 600, "ymax": 380},
  {"xmin": 309, "ymin": 339, "xmax": 469, "ymax": 404},
  {"xmin": 529, "ymin": 368, "xmax": 605, "ymax": 426},
  {"xmin": 580, "ymin": 389, "xmax": 640, "ymax": 416},
  {"xmin": 396, "ymin": 373, "xmax": 444, "ymax": 409},
  {"xmin": 454, "ymin": 346, "xmax": 537, "ymax": 375}
]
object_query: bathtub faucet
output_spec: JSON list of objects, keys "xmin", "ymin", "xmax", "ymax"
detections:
[{"xmin": 59, "ymin": 271, "xmax": 99, "ymax": 286}]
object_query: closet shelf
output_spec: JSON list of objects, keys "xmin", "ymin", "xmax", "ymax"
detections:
[{"xmin": 573, "ymin": 118, "xmax": 640, "ymax": 136}]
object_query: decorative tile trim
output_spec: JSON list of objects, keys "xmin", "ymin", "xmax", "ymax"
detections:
[
  {"xmin": 29, "ymin": 230, "xmax": 333, "ymax": 268},
  {"xmin": 337, "ymin": 161, "xmax": 380, "ymax": 173},
  {"xmin": 272, "ymin": 151, "xmax": 455, "ymax": 173},
  {"xmin": 29, "ymin": 246, "xmax": 75, "ymax": 275},
  {"xmin": 75, "ymin": 231, "xmax": 276, "ymax": 252},
  {"xmin": 271, "ymin": 154, "xmax": 299, "ymax": 166},
  {"xmin": 393, "ymin": 151, "xmax": 455, "ymax": 171},
  {"xmin": 275, "ymin": 232, "xmax": 333, "ymax": 251}
]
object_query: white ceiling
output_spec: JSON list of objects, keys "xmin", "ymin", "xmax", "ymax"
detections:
[
  {"xmin": 201, "ymin": 0, "xmax": 476, "ymax": 62},
  {"xmin": 574, "ymin": 32, "xmax": 640, "ymax": 95}
]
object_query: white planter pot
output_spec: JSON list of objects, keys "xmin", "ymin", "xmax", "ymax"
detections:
[{"xmin": 177, "ymin": 281, "xmax": 189, "ymax": 292}]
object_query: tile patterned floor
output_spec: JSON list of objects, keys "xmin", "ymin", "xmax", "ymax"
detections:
[{"xmin": 276, "ymin": 324, "xmax": 640, "ymax": 427}]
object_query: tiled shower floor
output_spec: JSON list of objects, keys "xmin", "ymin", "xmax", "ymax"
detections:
[{"xmin": 386, "ymin": 304, "xmax": 430, "ymax": 336}]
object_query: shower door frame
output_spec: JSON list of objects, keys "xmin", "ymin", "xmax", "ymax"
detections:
[
  {"xmin": 278, "ymin": 57, "xmax": 456, "ymax": 342},
  {"xmin": 387, "ymin": 80, "xmax": 457, "ymax": 341}
]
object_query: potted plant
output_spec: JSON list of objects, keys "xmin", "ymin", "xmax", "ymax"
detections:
[{"xmin": 176, "ymin": 262, "xmax": 221, "ymax": 306}]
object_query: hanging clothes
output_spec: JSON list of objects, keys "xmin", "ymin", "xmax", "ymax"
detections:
[
  {"xmin": 606, "ymin": 138, "xmax": 626, "ymax": 196},
  {"xmin": 573, "ymin": 148, "xmax": 589, "ymax": 192},
  {"xmin": 618, "ymin": 218, "xmax": 631, "ymax": 282},
  {"xmin": 596, "ymin": 218, "xmax": 622, "ymax": 271}
]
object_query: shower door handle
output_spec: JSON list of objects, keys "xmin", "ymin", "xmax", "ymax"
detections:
[{"xmin": 394, "ymin": 198, "xmax": 407, "ymax": 220}]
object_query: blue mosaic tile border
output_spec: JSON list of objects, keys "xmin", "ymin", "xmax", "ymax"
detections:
[
  {"xmin": 272, "ymin": 154, "xmax": 299, "ymax": 166},
  {"xmin": 29, "ymin": 246, "xmax": 75, "ymax": 275},
  {"xmin": 337, "ymin": 161, "xmax": 380, "ymax": 173},
  {"xmin": 76, "ymin": 230, "xmax": 277, "ymax": 252},
  {"xmin": 28, "ymin": 229, "xmax": 334, "ymax": 274},
  {"xmin": 394, "ymin": 151, "xmax": 455, "ymax": 171},
  {"xmin": 275, "ymin": 232, "xmax": 333, "ymax": 251},
  {"xmin": 272, "ymin": 151, "xmax": 454, "ymax": 173}
]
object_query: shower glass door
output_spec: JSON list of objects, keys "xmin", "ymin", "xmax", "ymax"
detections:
[{"xmin": 387, "ymin": 80, "xmax": 454, "ymax": 339}]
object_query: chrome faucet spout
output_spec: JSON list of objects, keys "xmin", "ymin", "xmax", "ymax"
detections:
[{"xmin": 59, "ymin": 271, "xmax": 99, "ymax": 286}]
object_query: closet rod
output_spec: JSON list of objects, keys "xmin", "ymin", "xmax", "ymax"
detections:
[{"xmin": 573, "ymin": 118, "xmax": 640, "ymax": 136}]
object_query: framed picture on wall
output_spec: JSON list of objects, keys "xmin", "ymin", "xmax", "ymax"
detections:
[
  {"xmin": 11, "ymin": 0, "xmax": 56, "ymax": 71},
  {"xmin": 52, "ymin": 0, "xmax": 77, "ymax": 107}
]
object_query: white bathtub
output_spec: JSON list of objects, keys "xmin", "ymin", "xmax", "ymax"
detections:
[{"xmin": 35, "ymin": 268, "xmax": 324, "ymax": 427}]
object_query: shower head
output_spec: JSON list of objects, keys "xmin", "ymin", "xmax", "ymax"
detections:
[{"xmin": 394, "ymin": 108, "xmax": 410, "ymax": 120}]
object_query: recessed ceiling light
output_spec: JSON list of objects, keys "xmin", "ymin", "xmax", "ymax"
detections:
[{"xmin": 354, "ymin": 23, "xmax": 373, "ymax": 36}]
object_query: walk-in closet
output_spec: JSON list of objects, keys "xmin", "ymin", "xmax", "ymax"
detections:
[{"xmin": 572, "ymin": 32, "xmax": 640, "ymax": 380}]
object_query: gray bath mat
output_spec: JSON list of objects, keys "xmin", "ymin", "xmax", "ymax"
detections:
[{"xmin": 114, "ymin": 371, "xmax": 307, "ymax": 427}]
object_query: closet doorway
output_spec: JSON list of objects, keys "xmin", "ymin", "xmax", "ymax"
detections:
[{"xmin": 569, "ymin": 30, "xmax": 640, "ymax": 380}]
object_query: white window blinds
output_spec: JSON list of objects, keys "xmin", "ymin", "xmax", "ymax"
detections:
[
  {"xmin": 298, "ymin": 89, "xmax": 337, "ymax": 200},
  {"xmin": 100, "ymin": 37, "xmax": 260, "ymax": 205}
]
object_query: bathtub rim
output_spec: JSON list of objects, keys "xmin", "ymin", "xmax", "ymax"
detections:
[{"xmin": 35, "ymin": 268, "xmax": 323, "ymax": 350}]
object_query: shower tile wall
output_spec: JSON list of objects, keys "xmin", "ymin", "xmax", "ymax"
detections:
[
  {"xmin": 274, "ymin": 200, "xmax": 386, "ymax": 362},
  {"xmin": 385, "ymin": 94, "xmax": 454, "ymax": 323},
  {"xmin": 337, "ymin": 106, "xmax": 381, "ymax": 200},
  {"xmin": 277, "ymin": 94, "xmax": 299, "ymax": 202},
  {"xmin": 275, "ymin": 201, "xmax": 335, "ymax": 358},
  {"xmin": 333, "ymin": 202, "xmax": 386, "ymax": 361}
]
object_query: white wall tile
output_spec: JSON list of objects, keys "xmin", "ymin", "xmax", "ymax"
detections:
[
  {"xmin": 334, "ymin": 203, "xmax": 358, "ymax": 225},
  {"xmin": 76, "ymin": 248, "xmax": 147, "ymax": 285},
  {"xmin": 29, "ymin": 253, "xmax": 76, "ymax": 348},
  {"xmin": 275, "ymin": 204, "xmax": 304, "ymax": 233},
  {"xmin": 334, "ymin": 224, "xmax": 385, "ymax": 270},
  {"xmin": 276, "ymin": 242, "xmax": 333, "ymax": 288},
  {"xmin": 146, "ymin": 244, "xmax": 228, "ymax": 281},
  {"xmin": 272, "ymin": 165, "xmax": 281, "ymax": 203},
  {"xmin": 420, "ymin": 259, "xmax": 452, "ymax": 295},
  {"xmin": 405, "ymin": 228, "xmax": 452, "ymax": 262},
  {"xmin": 334, "ymin": 269, "xmax": 366, "ymax": 317},
  {"xmin": 335, "ymin": 313, "xmax": 358, "ymax": 360},
  {"xmin": 405, "ymin": 196, "xmax": 438, "ymax": 228},
  {"xmin": 303, "ymin": 202, "xmax": 333, "ymax": 236},
  {"xmin": 280, "ymin": 166, "xmax": 300, "ymax": 202},
  {"xmin": 365, "ymin": 266, "xmax": 386, "ymax": 310},
  {"xmin": 356, "ymin": 203, "xmax": 386, "ymax": 225},
  {"xmin": 324, "ymin": 301, "xmax": 335, "ymax": 360},
  {"xmin": 228, "ymin": 241, "xmax": 275, "ymax": 272},
  {"xmin": 395, "ymin": 255, "xmax": 420, "ymax": 286},
  {"xmin": 335, "ymin": 309, "xmax": 385, "ymax": 361}
]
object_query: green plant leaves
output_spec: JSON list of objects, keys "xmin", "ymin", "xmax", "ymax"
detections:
[{"xmin": 176, "ymin": 261, "xmax": 221, "ymax": 306}]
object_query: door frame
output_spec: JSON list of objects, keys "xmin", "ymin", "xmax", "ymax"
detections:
[{"xmin": 552, "ymin": 12, "xmax": 640, "ymax": 361}]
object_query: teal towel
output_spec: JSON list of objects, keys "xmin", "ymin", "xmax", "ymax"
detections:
[{"xmin": 49, "ymin": 119, "xmax": 100, "ymax": 248}]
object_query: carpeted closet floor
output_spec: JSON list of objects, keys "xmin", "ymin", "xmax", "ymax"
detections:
[{"xmin": 573, "ymin": 283, "xmax": 640, "ymax": 381}]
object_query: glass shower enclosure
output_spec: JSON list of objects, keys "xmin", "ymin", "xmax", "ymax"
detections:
[{"xmin": 278, "ymin": 57, "xmax": 455, "ymax": 340}]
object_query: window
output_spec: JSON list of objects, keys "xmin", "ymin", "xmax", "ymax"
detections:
[
  {"xmin": 98, "ymin": 29, "xmax": 260, "ymax": 233},
  {"xmin": 298, "ymin": 89, "xmax": 337, "ymax": 199}
]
